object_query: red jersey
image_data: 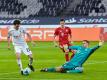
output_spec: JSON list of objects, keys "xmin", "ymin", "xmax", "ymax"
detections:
[{"xmin": 54, "ymin": 26, "xmax": 71, "ymax": 45}]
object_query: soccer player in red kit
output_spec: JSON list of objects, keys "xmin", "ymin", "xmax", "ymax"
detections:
[{"xmin": 54, "ymin": 19, "xmax": 74, "ymax": 61}]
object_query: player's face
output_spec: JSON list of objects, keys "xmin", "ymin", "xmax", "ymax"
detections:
[
  {"xmin": 14, "ymin": 24, "xmax": 20, "ymax": 30},
  {"xmin": 60, "ymin": 21, "xmax": 65, "ymax": 27},
  {"xmin": 83, "ymin": 41, "xmax": 89, "ymax": 48}
]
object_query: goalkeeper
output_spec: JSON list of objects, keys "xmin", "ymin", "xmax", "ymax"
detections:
[{"xmin": 41, "ymin": 40, "xmax": 104, "ymax": 73}]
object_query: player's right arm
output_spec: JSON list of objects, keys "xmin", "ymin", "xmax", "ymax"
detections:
[
  {"xmin": 7, "ymin": 31, "xmax": 11, "ymax": 49},
  {"xmin": 53, "ymin": 35, "xmax": 58, "ymax": 47},
  {"xmin": 90, "ymin": 40, "xmax": 104, "ymax": 53},
  {"xmin": 68, "ymin": 27, "xmax": 73, "ymax": 43},
  {"xmin": 53, "ymin": 28, "xmax": 59, "ymax": 47}
]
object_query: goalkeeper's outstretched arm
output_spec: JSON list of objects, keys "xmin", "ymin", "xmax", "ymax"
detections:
[{"xmin": 91, "ymin": 40, "xmax": 104, "ymax": 53}]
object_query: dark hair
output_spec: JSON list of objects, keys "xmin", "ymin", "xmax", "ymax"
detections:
[
  {"xmin": 60, "ymin": 19, "xmax": 65, "ymax": 22},
  {"xmin": 13, "ymin": 20, "xmax": 21, "ymax": 25},
  {"xmin": 83, "ymin": 40, "xmax": 90, "ymax": 44}
]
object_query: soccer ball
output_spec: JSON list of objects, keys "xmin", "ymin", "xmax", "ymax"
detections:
[{"xmin": 23, "ymin": 67, "xmax": 31, "ymax": 75}]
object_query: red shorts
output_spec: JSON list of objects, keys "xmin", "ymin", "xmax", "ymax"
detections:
[{"xmin": 59, "ymin": 42, "xmax": 72, "ymax": 52}]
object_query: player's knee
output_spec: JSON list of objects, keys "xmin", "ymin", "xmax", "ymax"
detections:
[
  {"xmin": 59, "ymin": 45, "xmax": 63, "ymax": 48},
  {"xmin": 29, "ymin": 54, "xmax": 32, "ymax": 57},
  {"xmin": 75, "ymin": 67, "xmax": 83, "ymax": 73},
  {"xmin": 17, "ymin": 57, "xmax": 21, "ymax": 60},
  {"xmin": 16, "ymin": 53, "xmax": 21, "ymax": 59},
  {"xmin": 63, "ymin": 45, "xmax": 68, "ymax": 49},
  {"xmin": 63, "ymin": 45, "xmax": 69, "ymax": 53},
  {"xmin": 55, "ymin": 66, "xmax": 62, "ymax": 72}
]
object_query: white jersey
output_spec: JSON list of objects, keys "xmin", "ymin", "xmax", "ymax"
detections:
[{"xmin": 8, "ymin": 26, "xmax": 27, "ymax": 46}]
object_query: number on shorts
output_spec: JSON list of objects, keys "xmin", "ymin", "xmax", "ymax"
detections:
[{"xmin": 26, "ymin": 48, "xmax": 30, "ymax": 52}]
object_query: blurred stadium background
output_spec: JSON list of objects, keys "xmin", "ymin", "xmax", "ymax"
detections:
[
  {"xmin": 0, "ymin": 0, "xmax": 107, "ymax": 41},
  {"xmin": 0, "ymin": 0, "xmax": 107, "ymax": 17}
]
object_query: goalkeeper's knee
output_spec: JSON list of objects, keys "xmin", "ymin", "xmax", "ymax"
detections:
[{"xmin": 67, "ymin": 67, "xmax": 83, "ymax": 73}]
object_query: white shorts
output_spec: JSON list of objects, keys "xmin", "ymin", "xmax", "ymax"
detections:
[{"xmin": 14, "ymin": 44, "xmax": 32, "ymax": 55}]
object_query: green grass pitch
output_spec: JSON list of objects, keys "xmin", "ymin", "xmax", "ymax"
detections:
[{"xmin": 0, "ymin": 41, "xmax": 107, "ymax": 80}]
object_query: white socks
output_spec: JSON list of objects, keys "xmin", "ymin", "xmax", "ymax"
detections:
[{"xmin": 17, "ymin": 59, "xmax": 23, "ymax": 71}]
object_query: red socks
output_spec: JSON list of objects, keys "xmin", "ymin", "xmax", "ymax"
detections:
[
  {"xmin": 64, "ymin": 50, "xmax": 75, "ymax": 62},
  {"xmin": 65, "ymin": 53, "xmax": 69, "ymax": 61},
  {"xmin": 70, "ymin": 50, "xmax": 75, "ymax": 59}
]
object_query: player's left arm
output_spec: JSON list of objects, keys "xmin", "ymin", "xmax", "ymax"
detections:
[
  {"xmin": 23, "ymin": 28, "xmax": 35, "ymax": 46},
  {"xmin": 68, "ymin": 28, "xmax": 73, "ymax": 43},
  {"xmin": 91, "ymin": 40, "xmax": 104, "ymax": 53},
  {"xmin": 26, "ymin": 32, "xmax": 35, "ymax": 46},
  {"xmin": 91, "ymin": 31, "xmax": 104, "ymax": 52}
]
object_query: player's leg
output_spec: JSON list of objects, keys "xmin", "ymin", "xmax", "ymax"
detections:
[
  {"xmin": 41, "ymin": 66, "xmax": 64, "ymax": 72},
  {"xmin": 22, "ymin": 45, "xmax": 35, "ymax": 71},
  {"xmin": 62, "ymin": 44, "xmax": 70, "ymax": 61},
  {"xmin": 16, "ymin": 53, "xmax": 23, "ymax": 74},
  {"xmin": 41, "ymin": 61, "xmax": 76, "ymax": 73},
  {"xmin": 61, "ymin": 43, "xmax": 75, "ymax": 61},
  {"xmin": 60, "ymin": 48, "xmax": 69, "ymax": 62},
  {"xmin": 68, "ymin": 44, "xmax": 75, "ymax": 59},
  {"xmin": 14, "ymin": 46, "xmax": 23, "ymax": 75},
  {"xmin": 28, "ymin": 54, "xmax": 35, "ymax": 71},
  {"xmin": 66, "ymin": 67, "xmax": 83, "ymax": 73},
  {"xmin": 70, "ymin": 50, "xmax": 75, "ymax": 59},
  {"xmin": 28, "ymin": 54, "xmax": 33, "ymax": 66},
  {"xmin": 41, "ymin": 63, "xmax": 75, "ymax": 73}
]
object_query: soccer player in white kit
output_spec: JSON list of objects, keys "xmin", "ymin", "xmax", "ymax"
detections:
[{"xmin": 7, "ymin": 20, "xmax": 35, "ymax": 75}]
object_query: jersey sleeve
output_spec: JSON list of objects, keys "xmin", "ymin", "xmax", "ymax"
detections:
[
  {"xmin": 54, "ymin": 28, "xmax": 59, "ymax": 36},
  {"xmin": 68, "ymin": 46, "xmax": 81, "ymax": 50},
  {"xmin": 90, "ymin": 45, "xmax": 100, "ymax": 53},
  {"xmin": 68, "ymin": 27, "xmax": 72, "ymax": 35}
]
